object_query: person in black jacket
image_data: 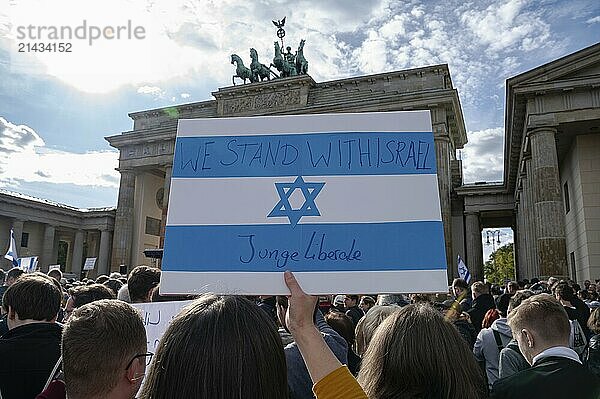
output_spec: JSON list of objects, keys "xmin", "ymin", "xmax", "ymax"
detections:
[
  {"xmin": 0, "ymin": 273, "xmax": 63, "ymax": 399},
  {"xmin": 491, "ymin": 294, "xmax": 600, "ymax": 399},
  {"xmin": 344, "ymin": 295, "xmax": 365, "ymax": 327},
  {"xmin": 467, "ymin": 281, "xmax": 496, "ymax": 333}
]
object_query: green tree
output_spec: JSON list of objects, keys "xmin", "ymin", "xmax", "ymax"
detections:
[{"xmin": 484, "ymin": 243, "xmax": 515, "ymax": 285}]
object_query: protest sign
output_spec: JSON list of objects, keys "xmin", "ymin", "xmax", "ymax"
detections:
[
  {"xmin": 48, "ymin": 264, "xmax": 61, "ymax": 271},
  {"xmin": 83, "ymin": 257, "xmax": 96, "ymax": 271},
  {"xmin": 161, "ymin": 111, "xmax": 447, "ymax": 295},
  {"xmin": 132, "ymin": 300, "xmax": 192, "ymax": 353}
]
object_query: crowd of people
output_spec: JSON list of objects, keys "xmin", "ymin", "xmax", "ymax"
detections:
[{"xmin": 0, "ymin": 264, "xmax": 599, "ymax": 399}]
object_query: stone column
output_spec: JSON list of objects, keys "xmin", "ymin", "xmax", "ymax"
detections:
[
  {"xmin": 71, "ymin": 230, "xmax": 85, "ymax": 278},
  {"xmin": 11, "ymin": 219, "xmax": 24, "ymax": 249},
  {"xmin": 98, "ymin": 229, "xmax": 112, "ymax": 276},
  {"xmin": 465, "ymin": 212, "xmax": 484, "ymax": 282},
  {"xmin": 159, "ymin": 165, "xmax": 173, "ymax": 249},
  {"xmin": 433, "ymin": 124, "xmax": 454, "ymax": 282},
  {"xmin": 513, "ymin": 208, "xmax": 525, "ymax": 280},
  {"xmin": 523, "ymin": 158, "xmax": 538, "ymax": 277},
  {"xmin": 111, "ymin": 169, "xmax": 136, "ymax": 272},
  {"xmin": 41, "ymin": 224, "xmax": 56, "ymax": 272},
  {"xmin": 529, "ymin": 127, "xmax": 568, "ymax": 278}
]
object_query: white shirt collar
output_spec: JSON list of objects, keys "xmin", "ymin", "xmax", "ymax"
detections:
[{"xmin": 532, "ymin": 346, "xmax": 581, "ymax": 365}]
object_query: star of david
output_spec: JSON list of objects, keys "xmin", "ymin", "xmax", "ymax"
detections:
[{"xmin": 267, "ymin": 176, "xmax": 325, "ymax": 227}]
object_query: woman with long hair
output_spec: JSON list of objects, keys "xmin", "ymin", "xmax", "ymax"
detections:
[
  {"xmin": 357, "ymin": 303, "xmax": 487, "ymax": 399},
  {"xmin": 139, "ymin": 295, "xmax": 288, "ymax": 399}
]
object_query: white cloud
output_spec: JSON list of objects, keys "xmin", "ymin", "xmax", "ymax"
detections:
[
  {"xmin": 460, "ymin": 0, "xmax": 551, "ymax": 52},
  {"xmin": 137, "ymin": 85, "xmax": 165, "ymax": 98},
  {"xmin": 586, "ymin": 16, "xmax": 600, "ymax": 24},
  {"xmin": 180, "ymin": 93, "xmax": 190, "ymax": 99},
  {"xmin": 0, "ymin": 116, "xmax": 119, "ymax": 188},
  {"xmin": 461, "ymin": 127, "xmax": 505, "ymax": 183}
]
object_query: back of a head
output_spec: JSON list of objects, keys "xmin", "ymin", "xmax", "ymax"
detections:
[
  {"xmin": 140, "ymin": 295, "xmax": 287, "ymax": 399},
  {"xmin": 355, "ymin": 305, "xmax": 400, "ymax": 356},
  {"xmin": 6, "ymin": 267, "xmax": 25, "ymax": 284},
  {"xmin": 103, "ymin": 279, "xmax": 124, "ymax": 297},
  {"xmin": 71, "ymin": 284, "xmax": 115, "ymax": 308},
  {"xmin": 555, "ymin": 282, "xmax": 575, "ymax": 302},
  {"xmin": 452, "ymin": 278, "xmax": 468, "ymax": 291},
  {"xmin": 471, "ymin": 281, "xmax": 488, "ymax": 297},
  {"xmin": 507, "ymin": 293, "xmax": 570, "ymax": 347},
  {"xmin": 62, "ymin": 299, "xmax": 146, "ymax": 399},
  {"xmin": 588, "ymin": 307, "xmax": 600, "ymax": 335},
  {"xmin": 325, "ymin": 311, "xmax": 355, "ymax": 345},
  {"xmin": 508, "ymin": 290, "xmax": 534, "ymax": 313},
  {"xmin": 2, "ymin": 273, "xmax": 61, "ymax": 321},
  {"xmin": 48, "ymin": 269, "xmax": 63, "ymax": 282},
  {"xmin": 358, "ymin": 303, "xmax": 486, "ymax": 399},
  {"xmin": 128, "ymin": 266, "xmax": 161, "ymax": 303}
]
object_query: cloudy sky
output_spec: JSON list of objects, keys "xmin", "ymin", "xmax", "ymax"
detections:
[{"xmin": 1, "ymin": 0, "xmax": 599, "ymax": 256}]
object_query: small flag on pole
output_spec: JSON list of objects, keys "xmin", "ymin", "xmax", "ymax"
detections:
[
  {"xmin": 4, "ymin": 228, "xmax": 19, "ymax": 267},
  {"xmin": 457, "ymin": 255, "xmax": 471, "ymax": 283}
]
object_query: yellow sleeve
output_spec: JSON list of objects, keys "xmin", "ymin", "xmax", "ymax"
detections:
[{"xmin": 313, "ymin": 366, "xmax": 368, "ymax": 399}]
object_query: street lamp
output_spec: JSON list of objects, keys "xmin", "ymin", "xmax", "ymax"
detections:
[
  {"xmin": 486, "ymin": 230, "xmax": 502, "ymax": 252},
  {"xmin": 485, "ymin": 229, "xmax": 506, "ymax": 284}
]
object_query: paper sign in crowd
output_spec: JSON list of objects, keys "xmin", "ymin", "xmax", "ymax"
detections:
[{"xmin": 160, "ymin": 111, "xmax": 447, "ymax": 295}]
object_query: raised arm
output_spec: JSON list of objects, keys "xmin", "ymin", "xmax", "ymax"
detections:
[{"xmin": 284, "ymin": 271, "xmax": 367, "ymax": 399}]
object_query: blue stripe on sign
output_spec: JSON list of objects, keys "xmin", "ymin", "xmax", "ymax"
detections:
[
  {"xmin": 172, "ymin": 131, "xmax": 436, "ymax": 178},
  {"xmin": 162, "ymin": 221, "xmax": 446, "ymax": 272}
]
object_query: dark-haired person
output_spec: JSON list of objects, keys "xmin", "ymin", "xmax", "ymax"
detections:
[
  {"xmin": 0, "ymin": 267, "xmax": 26, "ymax": 336},
  {"xmin": 0, "ymin": 267, "xmax": 25, "ymax": 301},
  {"xmin": 276, "ymin": 294, "xmax": 348, "ymax": 399},
  {"xmin": 467, "ymin": 281, "xmax": 496, "ymax": 333},
  {"xmin": 61, "ymin": 300, "xmax": 148, "ymax": 399},
  {"xmin": 47, "ymin": 268, "xmax": 62, "ymax": 283},
  {"xmin": 473, "ymin": 299, "xmax": 512, "ymax": 389},
  {"xmin": 555, "ymin": 282, "xmax": 591, "ymax": 339},
  {"xmin": 0, "ymin": 273, "xmax": 62, "ymax": 399},
  {"xmin": 344, "ymin": 295, "xmax": 364, "ymax": 327},
  {"xmin": 452, "ymin": 278, "xmax": 472, "ymax": 311},
  {"xmin": 139, "ymin": 295, "xmax": 289, "ymax": 399},
  {"xmin": 103, "ymin": 278, "xmax": 124, "ymax": 297},
  {"xmin": 506, "ymin": 281, "xmax": 519, "ymax": 295},
  {"xmin": 325, "ymin": 311, "xmax": 361, "ymax": 375},
  {"xmin": 358, "ymin": 296, "xmax": 375, "ymax": 314},
  {"xmin": 127, "ymin": 266, "xmax": 160, "ymax": 303},
  {"xmin": 498, "ymin": 290, "xmax": 534, "ymax": 379},
  {"xmin": 491, "ymin": 294, "xmax": 600, "ymax": 399},
  {"xmin": 64, "ymin": 284, "xmax": 115, "ymax": 322},
  {"xmin": 357, "ymin": 302, "xmax": 487, "ymax": 399}
]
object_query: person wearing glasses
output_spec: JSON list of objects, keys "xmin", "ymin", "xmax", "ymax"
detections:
[{"xmin": 61, "ymin": 299, "xmax": 148, "ymax": 399}]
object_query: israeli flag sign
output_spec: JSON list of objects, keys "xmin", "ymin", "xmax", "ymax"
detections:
[{"xmin": 161, "ymin": 111, "xmax": 448, "ymax": 295}]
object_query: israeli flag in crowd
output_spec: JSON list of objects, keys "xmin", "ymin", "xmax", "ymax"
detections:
[
  {"xmin": 3, "ymin": 228, "xmax": 18, "ymax": 267},
  {"xmin": 457, "ymin": 255, "xmax": 471, "ymax": 283},
  {"xmin": 161, "ymin": 111, "xmax": 448, "ymax": 295},
  {"xmin": 18, "ymin": 257, "xmax": 38, "ymax": 273}
]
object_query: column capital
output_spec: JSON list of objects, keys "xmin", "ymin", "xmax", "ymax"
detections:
[{"xmin": 527, "ymin": 126, "xmax": 558, "ymax": 137}]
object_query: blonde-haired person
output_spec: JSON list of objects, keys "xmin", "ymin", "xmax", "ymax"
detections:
[
  {"xmin": 491, "ymin": 294, "xmax": 600, "ymax": 398},
  {"xmin": 358, "ymin": 303, "xmax": 487, "ymax": 399},
  {"xmin": 585, "ymin": 307, "xmax": 600, "ymax": 377},
  {"xmin": 355, "ymin": 305, "xmax": 400, "ymax": 356}
]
